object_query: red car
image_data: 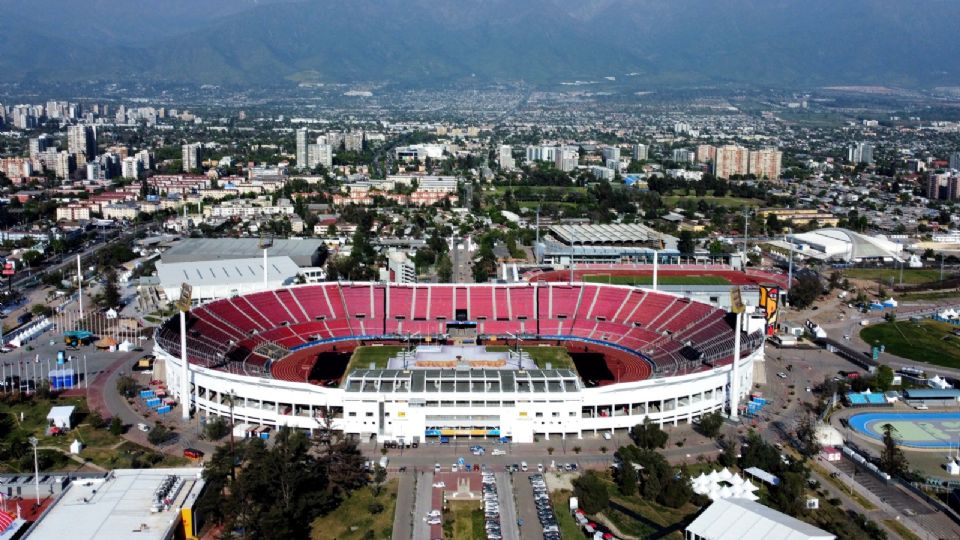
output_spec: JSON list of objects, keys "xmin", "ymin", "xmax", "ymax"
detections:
[{"xmin": 183, "ymin": 448, "xmax": 204, "ymax": 459}]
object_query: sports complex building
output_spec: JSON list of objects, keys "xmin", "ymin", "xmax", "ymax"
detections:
[{"xmin": 152, "ymin": 277, "xmax": 768, "ymax": 443}]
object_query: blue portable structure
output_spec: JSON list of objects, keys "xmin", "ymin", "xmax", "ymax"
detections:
[{"xmin": 48, "ymin": 368, "xmax": 76, "ymax": 390}]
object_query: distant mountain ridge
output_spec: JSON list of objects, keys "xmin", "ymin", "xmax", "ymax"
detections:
[{"xmin": 1, "ymin": 0, "xmax": 959, "ymax": 87}]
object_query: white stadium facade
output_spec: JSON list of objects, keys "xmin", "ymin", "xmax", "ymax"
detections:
[{"xmin": 152, "ymin": 282, "xmax": 765, "ymax": 443}]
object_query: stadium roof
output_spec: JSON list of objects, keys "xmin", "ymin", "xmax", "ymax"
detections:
[
  {"xmin": 161, "ymin": 238, "xmax": 326, "ymax": 266},
  {"xmin": 788, "ymin": 228, "xmax": 902, "ymax": 262},
  {"xmin": 25, "ymin": 468, "xmax": 205, "ymax": 540},
  {"xmin": 156, "ymin": 256, "xmax": 301, "ymax": 289},
  {"xmin": 686, "ymin": 498, "xmax": 835, "ymax": 540},
  {"xmin": 345, "ymin": 368, "xmax": 582, "ymax": 394},
  {"xmin": 538, "ymin": 240, "xmax": 680, "ymax": 258},
  {"xmin": 549, "ymin": 223, "xmax": 675, "ymax": 246}
]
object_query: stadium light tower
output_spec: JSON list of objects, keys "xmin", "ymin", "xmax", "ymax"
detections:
[
  {"xmin": 742, "ymin": 209, "xmax": 750, "ymax": 272},
  {"xmin": 76, "ymin": 254, "xmax": 83, "ymax": 321},
  {"xmin": 259, "ymin": 235, "xmax": 273, "ymax": 287},
  {"xmin": 786, "ymin": 227, "xmax": 794, "ymax": 295},
  {"xmin": 28, "ymin": 436, "xmax": 39, "ymax": 505}
]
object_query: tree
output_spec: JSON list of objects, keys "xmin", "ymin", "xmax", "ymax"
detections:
[
  {"xmin": 101, "ymin": 265, "xmax": 120, "ymax": 309},
  {"xmin": 87, "ymin": 411, "xmax": 105, "ymax": 429},
  {"xmin": 30, "ymin": 304, "xmax": 53, "ymax": 317},
  {"xmin": 788, "ymin": 273, "xmax": 822, "ymax": 309},
  {"xmin": 677, "ymin": 230, "xmax": 695, "ymax": 254},
  {"xmin": 629, "ymin": 418, "xmax": 669, "ymax": 449},
  {"xmin": 116, "ymin": 375, "xmax": 139, "ymax": 397},
  {"xmin": 717, "ymin": 436, "xmax": 738, "ymax": 467},
  {"xmin": 147, "ymin": 424, "xmax": 174, "ymax": 446},
  {"xmin": 769, "ymin": 471, "xmax": 806, "ymax": 516},
  {"xmin": 372, "ymin": 464, "xmax": 387, "ymax": 497},
  {"xmin": 436, "ymin": 253, "xmax": 453, "ymax": 282},
  {"xmin": 795, "ymin": 413, "xmax": 820, "ymax": 458},
  {"xmin": 875, "ymin": 364, "xmax": 894, "ymax": 392},
  {"xmin": 109, "ymin": 417, "xmax": 123, "ymax": 436},
  {"xmin": 20, "ymin": 250, "xmax": 43, "ymax": 267},
  {"xmin": 827, "ymin": 271, "xmax": 842, "ymax": 291},
  {"xmin": 572, "ymin": 471, "xmax": 609, "ymax": 514},
  {"xmin": 697, "ymin": 411, "xmax": 724, "ymax": 439},
  {"xmin": 204, "ymin": 417, "xmax": 230, "ymax": 441},
  {"xmin": 880, "ymin": 423, "xmax": 908, "ymax": 476},
  {"xmin": 616, "ymin": 459, "xmax": 638, "ymax": 496}
]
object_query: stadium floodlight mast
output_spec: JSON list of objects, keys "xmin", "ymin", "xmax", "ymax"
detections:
[
  {"xmin": 28, "ymin": 436, "xmax": 39, "ymax": 505},
  {"xmin": 506, "ymin": 332, "xmax": 523, "ymax": 368},
  {"xmin": 76, "ymin": 254, "xmax": 83, "ymax": 320}
]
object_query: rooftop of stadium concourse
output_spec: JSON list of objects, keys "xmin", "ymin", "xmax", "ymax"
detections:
[
  {"xmin": 344, "ymin": 368, "xmax": 582, "ymax": 393},
  {"xmin": 549, "ymin": 223, "xmax": 679, "ymax": 248},
  {"xmin": 160, "ymin": 237, "xmax": 328, "ymax": 266}
]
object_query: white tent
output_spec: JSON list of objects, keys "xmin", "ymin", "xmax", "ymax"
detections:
[
  {"xmin": 929, "ymin": 375, "xmax": 952, "ymax": 390},
  {"xmin": 719, "ymin": 468, "xmax": 733, "ymax": 481}
]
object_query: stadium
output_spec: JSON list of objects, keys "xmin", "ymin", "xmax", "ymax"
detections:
[{"xmin": 153, "ymin": 282, "xmax": 765, "ymax": 443}]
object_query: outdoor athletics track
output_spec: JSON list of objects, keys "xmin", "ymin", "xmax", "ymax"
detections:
[{"xmin": 849, "ymin": 412, "xmax": 960, "ymax": 449}]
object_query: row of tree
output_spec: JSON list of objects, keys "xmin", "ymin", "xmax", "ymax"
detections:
[{"xmin": 196, "ymin": 416, "xmax": 368, "ymax": 540}]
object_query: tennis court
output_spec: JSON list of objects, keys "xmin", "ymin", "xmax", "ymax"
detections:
[{"xmin": 849, "ymin": 412, "xmax": 960, "ymax": 448}]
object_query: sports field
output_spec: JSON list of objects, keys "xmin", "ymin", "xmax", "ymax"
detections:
[
  {"xmin": 345, "ymin": 345, "xmax": 403, "ymax": 373},
  {"xmin": 849, "ymin": 412, "xmax": 960, "ymax": 449},
  {"xmin": 842, "ymin": 268, "xmax": 947, "ymax": 285},
  {"xmin": 582, "ymin": 274, "xmax": 731, "ymax": 286},
  {"xmin": 860, "ymin": 319, "xmax": 960, "ymax": 368}
]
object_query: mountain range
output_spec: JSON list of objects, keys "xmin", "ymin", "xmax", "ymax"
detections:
[{"xmin": 2, "ymin": 0, "xmax": 959, "ymax": 88}]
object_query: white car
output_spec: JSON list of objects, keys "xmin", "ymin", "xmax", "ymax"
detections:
[
  {"xmin": 777, "ymin": 372, "xmax": 787, "ymax": 379},
  {"xmin": 492, "ymin": 449, "xmax": 506, "ymax": 456},
  {"xmin": 432, "ymin": 481, "xmax": 446, "ymax": 488}
]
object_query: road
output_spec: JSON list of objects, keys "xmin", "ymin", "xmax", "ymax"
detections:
[
  {"xmin": 392, "ymin": 471, "xmax": 416, "ymax": 540},
  {"xmin": 411, "ymin": 470, "xmax": 435, "ymax": 540},
  {"xmin": 513, "ymin": 472, "xmax": 542, "ymax": 540},
  {"xmin": 494, "ymin": 471, "xmax": 520, "ymax": 540}
]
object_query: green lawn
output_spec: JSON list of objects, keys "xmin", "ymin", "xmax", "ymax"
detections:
[
  {"xmin": 345, "ymin": 346, "xmax": 403, "ymax": 373},
  {"xmin": 551, "ymin": 490, "xmax": 586, "ymax": 540},
  {"xmin": 484, "ymin": 345, "xmax": 574, "ymax": 370},
  {"xmin": 843, "ymin": 268, "xmax": 948, "ymax": 285},
  {"xmin": 884, "ymin": 519, "xmax": 922, "ymax": 540},
  {"xmin": 662, "ymin": 195, "xmax": 764, "ymax": 207},
  {"xmin": 583, "ymin": 274, "xmax": 731, "ymax": 286},
  {"xmin": 443, "ymin": 500, "xmax": 486, "ymax": 540},
  {"xmin": 310, "ymin": 478, "xmax": 398, "ymax": 540},
  {"xmin": 860, "ymin": 319, "xmax": 960, "ymax": 368},
  {"xmin": 0, "ymin": 395, "xmax": 187, "ymax": 472}
]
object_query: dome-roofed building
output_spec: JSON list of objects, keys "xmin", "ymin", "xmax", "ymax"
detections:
[{"xmin": 784, "ymin": 227, "xmax": 902, "ymax": 263}]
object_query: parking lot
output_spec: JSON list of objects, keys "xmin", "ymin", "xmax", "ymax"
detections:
[{"xmin": 834, "ymin": 455, "xmax": 960, "ymax": 539}]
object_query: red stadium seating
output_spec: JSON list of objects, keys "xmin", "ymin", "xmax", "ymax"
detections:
[{"xmin": 164, "ymin": 282, "xmax": 749, "ymax": 384}]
